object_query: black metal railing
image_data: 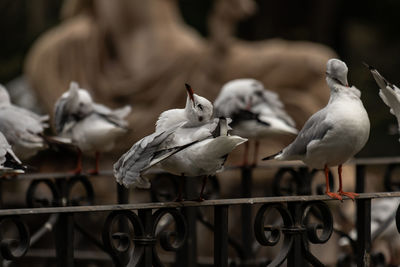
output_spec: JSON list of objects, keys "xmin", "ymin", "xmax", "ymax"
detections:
[{"xmin": 0, "ymin": 157, "xmax": 400, "ymax": 267}]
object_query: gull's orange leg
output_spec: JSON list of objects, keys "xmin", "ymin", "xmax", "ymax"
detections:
[
  {"xmin": 71, "ymin": 148, "xmax": 82, "ymax": 175},
  {"xmin": 196, "ymin": 176, "xmax": 208, "ymax": 202},
  {"xmin": 87, "ymin": 152, "xmax": 100, "ymax": 175},
  {"xmin": 324, "ymin": 165, "xmax": 342, "ymax": 200},
  {"xmin": 337, "ymin": 164, "xmax": 359, "ymax": 201}
]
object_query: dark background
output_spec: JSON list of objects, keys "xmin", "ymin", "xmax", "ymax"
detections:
[{"xmin": 1, "ymin": 0, "xmax": 400, "ymax": 156}]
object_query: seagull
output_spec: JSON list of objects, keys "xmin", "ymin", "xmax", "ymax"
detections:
[
  {"xmin": 114, "ymin": 84, "xmax": 247, "ymax": 200},
  {"xmin": 365, "ymin": 64, "xmax": 400, "ymax": 140},
  {"xmin": 214, "ymin": 78, "xmax": 298, "ymax": 166},
  {"xmin": 54, "ymin": 81, "xmax": 131, "ymax": 174},
  {"xmin": 263, "ymin": 59, "xmax": 370, "ymax": 200},
  {"xmin": 0, "ymin": 131, "xmax": 25, "ymax": 175},
  {"xmin": 0, "ymin": 84, "xmax": 51, "ymax": 159}
]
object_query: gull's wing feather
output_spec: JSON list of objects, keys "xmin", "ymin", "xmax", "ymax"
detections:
[
  {"xmin": 368, "ymin": 65, "xmax": 400, "ymax": 134},
  {"xmin": 114, "ymin": 123, "xmax": 185, "ymax": 188},
  {"xmin": 93, "ymin": 103, "xmax": 131, "ymax": 129},
  {"xmin": 280, "ymin": 108, "xmax": 332, "ymax": 158}
]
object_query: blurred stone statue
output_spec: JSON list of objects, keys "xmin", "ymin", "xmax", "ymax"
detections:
[{"xmin": 25, "ymin": 0, "xmax": 336, "ymax": 157}]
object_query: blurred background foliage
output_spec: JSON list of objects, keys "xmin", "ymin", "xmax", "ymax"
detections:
[{"xmin": 1, "ymin": 0, "xmax": 400, "ymax": 156}]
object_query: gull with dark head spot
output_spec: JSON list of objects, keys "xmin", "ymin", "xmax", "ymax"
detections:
[
  {"xmin": 263, "ymin": 59, "xmax": 370, "ymax": 201},
  {"xmin": 54, "ymin": 81, "xmax": 131, "ymax": 174},
  {"xmin": 114, "ymin": 84, "xmax": 247, "ymax": 201},
  {"xmin": 214, "ymin": 78, "xmax": 298, "ymax": 166}
]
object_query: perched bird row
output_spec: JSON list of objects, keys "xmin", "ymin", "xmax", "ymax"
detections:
[{"xmin": 0, "ymin": 57, "xmax": 397, "ymax": 202}]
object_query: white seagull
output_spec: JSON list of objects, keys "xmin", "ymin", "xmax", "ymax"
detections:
[
  {"xmin": 0, "ymin": 131, "xmax": 25, "ymax": 174},
  {"xmin": 214, "ymin": 78, "xmax": 298, "ymax": 166},
  {"xmin": 114, "ymin": 84, "xmax": 247, "ymax": 200},
  {"xmin": 54, "ymin": 81, "xmax": 131, "ymax": 174},
  {"xmin": 366, "ymin": 64, "xmax": 400, "ymax": 140},
  {"xmin": 263, "ymin": 59, "xmax": 370, "ymax": 200},
  {"xmin": 0, "ymin": 84, "xmax": 50, "ymax": 159}
]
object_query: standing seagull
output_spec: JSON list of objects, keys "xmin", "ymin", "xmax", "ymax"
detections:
[
  {"xmin": 0, "ymin": 131, "xmax": 25, "ymax": 174},
  {"xmin": 0, "ymin": 85, "xmax": 50, "ymax": 159},
  {"xmin": 263, "ymin": 59, "xmax": 370, "ymax": 200},
  {"xmin": 214, "ymin": 79, "xmax": 298, "ymax": 166},
  {"xmin": 54, "ymin": 82, "xmax": 131, "ymax": 174},
  {"xmin": 114, "ymin": 84, "xmax": 247, "ymax": 200},
  {"xmin": 366, "ymin": 64, "xmax": 400, "ymax": 139}
]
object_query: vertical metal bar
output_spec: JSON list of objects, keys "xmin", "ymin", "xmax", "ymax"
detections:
[
  {"xmin": 54, "ymin": 178, "xmax": 74, "ymax": 267},
  {"xmin": 117, "ymin": 183, "xmax": 129, "ymax": 204},
  {"xmin": 287, "ymin": 202, "xmax": 304, "ymax": 267},
  {"xmin": 355, "ymin": 165, "xmax": 366, "ymax": 193},
  {"xmin": 356, "ymin": 198, "xmax": 371, "ymax": 267},
  {"xmin": 241, "ymin": 166, "xmax": 253, "ymax": 261},
  {"xmin": 54, "ymin": 213, "xmax": 74, "ymax": 267},
  {"xmin": 214, "ymin": 205, "xmax": 228, "ymax": 267},
  {"xmin": 176, "ymin": 178, "xmax": 197, "ymax": 267},
  {"xmin": 138, "ymin": 209, "xmax": 153, "ymax": 267}
]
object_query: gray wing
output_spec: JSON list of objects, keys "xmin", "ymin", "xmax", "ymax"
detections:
[
  {"xmin": 0, "ymin": 106, "xmax": 45, "ymax": 146},
  {"xmin": 54, "ymin": 96, "xmax": 72, "ymax": 134},
  {"xmin": 258, "ymin": 90, "xmax": 296, "ymax": 127},
  {"xmin": 283, "ymin": 108, "xmax": 332, "ymax": 157},
  {"xmin": 214, "ymin": 94, "xmax": 244, "ymax": 118},
  {"xmin": 8, "ymin": 105, "xmax": 49, "ymax": 128},
  {"xmin": 114, "ymin": 125, "xmax": 182, "ymax": 188},
  {"xmin": 93, "ymin": 103, "xmax": 131, "ymax": 129}
]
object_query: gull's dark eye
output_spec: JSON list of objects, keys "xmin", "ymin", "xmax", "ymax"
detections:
[
  {"xmin": 197, "ymin": 104, "xmax": 203, "ymax": 111},
  {"xmin": 255, "ymin": 90, "xmax": 263, "ymax": 97}
]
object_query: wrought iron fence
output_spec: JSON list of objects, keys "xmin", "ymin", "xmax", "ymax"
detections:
[{"xmin": 0, "ymin": 157, "xmax": 400, "ymax": 267}]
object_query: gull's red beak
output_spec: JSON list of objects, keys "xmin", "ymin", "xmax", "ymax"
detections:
[{"xmin": 185, "ymin": 83, "xmax": 195, "ymax": 103}]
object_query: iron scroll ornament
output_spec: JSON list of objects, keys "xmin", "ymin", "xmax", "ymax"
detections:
[
  {"xmin": 0, "ymin": 216, "xmax": 30, "ymax": 261},
  {"xmin": 254, "ymin": 201, "xmax": 333, "ymax": 267},
  {"xmin": 102, "ymin": 208, "xmax": 187, "ymax": 267}
]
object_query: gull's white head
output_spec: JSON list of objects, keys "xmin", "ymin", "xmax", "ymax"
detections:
[
  {"xmin": 0, "ymin": 85, "xmax": 11, "ymax": 104},
  {"xmin": 326, "ymin": 58, "xmax": 349, "ymax": 87},
  {"xmin": 66, "ymin": 81, "xmax": 94, "ymax": 117},
  {"xmin": 184, "ymin": 84, "xmax": 213, "ymax": 125}
]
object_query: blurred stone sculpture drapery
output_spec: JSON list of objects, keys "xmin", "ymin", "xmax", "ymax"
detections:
[{"xmin": 25, "ymin": 0, "xmax": 336, "ymax": 157}]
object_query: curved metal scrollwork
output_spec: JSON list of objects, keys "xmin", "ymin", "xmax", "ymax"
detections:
[
  {"xmin": 254, "ymin": 203, "xmax": 294, "ymax": 266},
  {"xmin": 302, "ymin": 201, "xmax": 333, "ymax": 244},
  {"xmin": 0, "ymin": 216, "xmax": 30, "ymax": 261},
  {"xmin": 102, "ymin": 208, "xmax": 187, "ymax": 267},
  {"xmin": 26, "ymin": 176, "xmax": 95, "ymax": 208},
  {"xmin": 152, "ymin": 208, "xmax": 187, "ymax": 266},
  {"xmin": 26, "ymin": 179, "xmax": 59, "ymax": 208},
  {"xmin": 67, "ymin": 175, "xmax": 94, "ymax": 206},
  {"xmin": 272, "ymin": 168, "xmax": 334, "ymax": 196},
  {"xmin": 102, "ymin": 210, "xmax": 145, "ymax": 266},
  {"xmin": 254, "ymin": 201, "xmax": 333, "ymax": 266}
]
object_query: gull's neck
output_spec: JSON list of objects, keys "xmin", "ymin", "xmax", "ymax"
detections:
[{"xmin": 327, "ymin": 78, "xmax": 361, "ymax": 104}]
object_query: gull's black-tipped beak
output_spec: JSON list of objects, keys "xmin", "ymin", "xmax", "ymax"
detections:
[
  {"xmin": 362, "ymin": 62, "xmax": 375, "ymax": 71},
  {"xmin": 185, "ymin": 83, "xmax": 195, "ymax": 103}
]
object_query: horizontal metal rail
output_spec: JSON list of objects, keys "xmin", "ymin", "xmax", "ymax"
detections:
[{"xmin": 1, "ymin": 191, "xmax": 399, "ymax": 216}]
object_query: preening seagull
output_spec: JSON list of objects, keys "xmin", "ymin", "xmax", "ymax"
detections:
[
  {"xmin": 365, "ymin": 63, "xmax": 400, "ymax": 140},
  {"xmin": 263, "ymin": 59, "xmax": 370, "ymax": 200},
  {"xmin": 214, "ymin": 78, "xmax": 298, "ymax": 165},
  {"xmin": 0, "ymin": 84, "xmax": 50, "ymax": 159},
  {"xmin": 54, "ymin": 81, "xmax": 131, "ymax": 174},
  {"xmin": 114, "ymin": 84, "xmax": 247, "ymax": 200}
]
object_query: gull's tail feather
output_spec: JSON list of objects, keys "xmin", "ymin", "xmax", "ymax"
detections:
[{"xmin": 262, "ymin": 151, "xmax": 282, "ymax": 161}]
